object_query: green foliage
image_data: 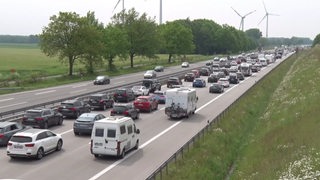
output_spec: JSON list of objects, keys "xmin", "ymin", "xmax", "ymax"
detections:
[{"xmin": 312, "ymin": 33, "xmax": 320, "ymax": 47}]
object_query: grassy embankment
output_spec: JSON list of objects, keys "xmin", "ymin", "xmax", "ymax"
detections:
[
  {"xmin": 0, "ymin": 43, "xmax": 210, "ymax": 94},
  {"xmin": 160, "ymin": 46, "xmax": 320, "ymax": 179}
]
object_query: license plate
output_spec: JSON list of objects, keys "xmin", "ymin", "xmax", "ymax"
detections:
[
  {"xmin": 94, "ymin": 142, "xmax": 103, "ymax": 146},
  {"xmin": 14, "ymin": 145, "xmax": 23, "ymax": 149}
]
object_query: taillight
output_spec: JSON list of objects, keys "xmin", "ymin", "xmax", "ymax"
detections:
[
  {"xmin": 110, "ymin": 110, "xmax": 115, "ymax": 115},
  {"xmin": 22, "ymin": 117, "xmax": 28, "ymax": 121},
  {"xmin": 25, "ymin": 143, "xmax": 35, "ymax": 147},
  {"xmin": 117, "ymin": 141, "xmax": 121, "ymax": 155},
  {"xmin": 69, "ymin": 107, "xmax": 76, "ymax": 111},
  {"xmin": 123, "ymin": 111, "xmax": 129, "ymax": 115},
  {"xmin": 35, "ymin": 117, "xmax": 44, "ymax": 121},
  {"xmin": 99, "ymin": 100, "xmax": 104, "ymax": 104},
  {"xmin": 0, "ymin": 134, "xmax": 4, "ymax": 138},
  {"xmin": 7, "ymin": 142, "xmax": 12, "ymax": 146}
]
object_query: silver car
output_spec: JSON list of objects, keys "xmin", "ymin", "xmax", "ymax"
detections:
[
  {"xmin": 73, "ymin": 113, "xmax": 106, "ymax": 135},
  {"xmin": 144, "ymin": 70, "xmax": 156, "ymax": 79}
]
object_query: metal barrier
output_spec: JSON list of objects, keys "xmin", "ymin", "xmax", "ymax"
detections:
[{"xmin": 146, "ymin": 53, "xmax": 294, "ymax": 180}]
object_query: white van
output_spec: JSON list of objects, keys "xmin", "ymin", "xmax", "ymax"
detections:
[{"xmin": 90, "ymin": 116, "xmax": 140, "ymax": 158}]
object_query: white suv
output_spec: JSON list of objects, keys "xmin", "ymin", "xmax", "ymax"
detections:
[{"xmin": 7, "ymin": 128, "xmax": 63, "ymax": 160}]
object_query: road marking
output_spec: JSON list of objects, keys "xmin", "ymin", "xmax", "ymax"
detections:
[
  {"xmin": 0, "ymin": 102, "xmax": 27, "ymax": 109},
  {"xmin": 34, "ymin": 90, "xmax": 56, "ymax": 95},
  {"xmin": 61, "ymin": 129, "xmax": 73, "ymax": 135},
  {"xmin": 70, "ymin": 89, "xmax": 87, "ymax": 94},
  {"xmin": 72, "ymin": 83, "xmax": 90, "ymax": 88},
  {"xmin": 0, "ymin": 98, "xmax": 14, "ymax": 102},
  {"xmin": 113, "ymin": 81, "xmax": 125, "ymax": 85}
]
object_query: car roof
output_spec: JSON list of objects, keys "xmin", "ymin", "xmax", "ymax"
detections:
[
  {"xmin": 62, "ymin": 99, "xmax": 78, "ymax": 103},
  {"xmin": 78, "ymin": 113, "xmax": 100, "ymax": 118},
  {"xmin": 13, "ymin": 128, "xmax": 47, "ymax": 137},
  {"xmin": 136, "ymin": 96, "xmax": 150, "ymax": 99},
  {"xmin": 0, "ymin": 122, "xmax": 17, "ymax": 127},
  {"xmin": 90, "ymin": 93, "xmax": 106, "ymax": 97},
  {"xmin": 26, "ymin": 108, "xmax": 50, "ymax": 113}
]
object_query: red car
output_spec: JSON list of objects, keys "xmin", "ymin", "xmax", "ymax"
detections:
[
  {"xmin": 133, "ymin": 96, "xmax": 158, "ymax": 112},
  {"xmin": 191, "ymin": 69, "xmax": 200, "ymax": 78}
]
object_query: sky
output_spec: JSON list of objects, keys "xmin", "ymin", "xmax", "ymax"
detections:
[{"xmin": 0, "ymin": 0, "xmax": 319, "ymax": 39}]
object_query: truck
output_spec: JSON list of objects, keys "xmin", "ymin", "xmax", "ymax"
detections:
[{"xmin": 164, "ymin": 87, "xmax": 198, "ymax": 119}]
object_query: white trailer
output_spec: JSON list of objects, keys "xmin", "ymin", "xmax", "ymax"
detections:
[
  {"xmin": 239, "ymin": 62, "xmax": 252, "ymax": 76},
  {"xmin": 164, "ymin": 87, "xmax": 198, "ymax": 119}
]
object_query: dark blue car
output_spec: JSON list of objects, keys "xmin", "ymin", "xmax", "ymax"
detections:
[{"xmin": 192, "ymin": 78, "xmax": 206, "ymax": 88}]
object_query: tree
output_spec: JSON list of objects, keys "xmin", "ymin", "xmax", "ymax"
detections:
[
  {"xmin": 160, "ymin": 21, "xmax": 195, "ymax": 63},
  {"xmin": 111, "ymin": 8, "xmax": 160, "ymax": 68},
  {"xmin": 312, "ymin": 34, "xmax": 320, "ymax": 47},
  {"xmin": 40, "ymin": 12, "xmax": 86, "ymax": 76},
  {"xmin": 102, "ymin": 25, "xmax": 129, "ymax": 71}
]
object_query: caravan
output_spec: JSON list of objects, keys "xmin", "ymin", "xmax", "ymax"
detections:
[{"xmin": 90, "ymin": 116, "xmax": 140, "ymax": 158}]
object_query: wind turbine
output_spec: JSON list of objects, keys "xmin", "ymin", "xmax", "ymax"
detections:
[
  {"xmin": 231, "ymin": 7, "xmax": 256, "ymax": 31},
  {"xmin": 159, "ymin": 0, "xmax": 162, "ymax": 24},
  {"xmin": 258, "ymin": 1, "xmax": 279, "ymax": 38},
  {"xmin": 113, "ymin": 0, "xmax": 125, "ymax": 13}
]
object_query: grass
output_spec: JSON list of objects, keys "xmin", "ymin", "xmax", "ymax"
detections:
[
  {"xmin": 158, "ymin": 47, "xmax": 318, "ymax": 179},
  {"xmin": 0, "ymin": 43, "xmax": 211, "ymax": 94}
]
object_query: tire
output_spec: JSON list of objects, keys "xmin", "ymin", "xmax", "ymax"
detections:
[
  {"xmin": 74, "ymin": 131, "xmax": 80, "ymax": 136},
  {"xmin": 102, "ymin": 104, "xmax": 106, "ymax": 111},
  {"xmin": 43, "ymin": 122, "xmax": 48, "ymax": 129},
  {"xmin": 75, "ymin": 111, "xmax": 80, "ymax": 118},
  {"xmin": 120, "ymin": 149, "xmax": 125, "ymax": 159},
  {"xmin": 36, "ymin": 148, "xmax": 44, "ymax": 160},
  {"xmin": 58, "ymin": 117, "xmax": 63, "ymax": 125},
  {"xmin": 94, "ymin": 154, "xmax": 99, "ymax": 158},
  {"xmin": 134, "ymin": 140, "xmax": 139, "ymax": 150},
  {"xmin": 56, "ymin": 140, "xmax": 63, "ymax": 151},
  {"xmin": 135, "ymin": 113, "xmax": 140, "ymax": 120}
]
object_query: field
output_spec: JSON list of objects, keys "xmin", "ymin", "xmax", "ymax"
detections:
[
  {"xmin": 159, "ymin": 46, "xmax": 320, "ymax": 179},
  {"xmin": 0, "ymin": 43, "xmax": 210, "ymax": 94}
]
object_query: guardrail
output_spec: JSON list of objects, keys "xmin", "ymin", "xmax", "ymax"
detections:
[
  {"xmin": 146, "ymin": 53, "xmax": 294, "ymax": 180},
  {"xmin": 0, "ymin": 69, "xmax": 192, "ymax": 122}
]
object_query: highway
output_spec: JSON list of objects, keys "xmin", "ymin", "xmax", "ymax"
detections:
[{"xmin": 0, "ymin": 54, "xmax": 291, "ymax": 180}]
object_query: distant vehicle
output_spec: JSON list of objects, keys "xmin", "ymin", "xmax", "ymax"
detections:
[
  {"xmin": 228, "ymin": 73, "xmax": 239, "ymax": 84},
  {"xmin": 144, "ymin": 70, "xmax": 157, "ymax": 79},
  {"xmin": 184, "ymin": 72, "xmax": 196, "ymax": 82},
  {"xmin": 236, "ymin": 72, "xmax": 245, "ymax": 81},
  {"xmin": 165, "ymin": 87, "xmax": 197, "ymax": 119},
  {"xmin": 193, "ymin": 78, "xmax": 206, "ymax": 88},
  {"xmin": 113, "ymin": 88, "xmax": 135, "ymax": 102},
  {"xmin": 88, "ymin": 93, "xmax": 114, "ymax": 110},
  {"xmin": 154, "ymin": 66, "xmax": 164, "ymax": 72},
  {"xmin": 230, "ymin": 60, "xmax": 238, "ymax": 67},
  {"xmin": 58, "ymin": 99, "xmax": 91, "ymax": 118},
  {"xmin": 132, "ymin": 86, "xmax": 149, "ymax": 97},
  {"xmin": 191, "ymin": 69, "xmax": 200, "ymax": 78},
  {"xmin": 93, "ymin": 75, "xmax": 110, "ymax": 85},
  {"xmin": 22, "ymin": 108, "xmax": 63, "ymax": 129},
  {"xmin": 7, "ymin": 129, "xmax": 63, "ymax": 160},
  {"xmin": 239, "ymin": 63, "xmax": 252, "ymax": 76},
  {"xmin": 251, "ymin": 64, "xmax": 260, "ymax": 72},
  {"xmin": 110, "ymin": 103, "xmax": 140, "ymax": 120},
  {"xmin": 167, "ymin": 77, "xmax": 182, "ymax": 88},
  {"xmin": 218, "ymin": 78, "xmax": 230, "ymax": 88},
  {"xmin": 142, "ymin": 79, "xmax": 161, "ymax": 93},
  {"xmin": 207, "ymin": 73, "xmax": 219, "ymax": 83},
  {"xmin": 90, "ymin": 116, "xmax": 140, "ymax": 158},
  {"xmin": 0, "ymin": 122, "xmax": 30, "ymax": 146},
  {"xmin": 229, "ymin": 66, "xmax": 238, "ymax": 73},
  {"xmin": 181, "ymin": 62, "xmax": 189, "ymax": 68},
  {"xmin": 73, "ymin": 113, "xmax": 106, "ymax": 135},
  {"xmin": 209, "ymin": 83, "xmax": 224, "ymax": 93},
  {"xmin": 199, "ymin": 68, "xmax": 210, "ymax": 76},
  {"xmin": 151, "ymin": 91, "xmax": 166, "ymax": 104},
  {"xmin": 133, "ymin": 96, "xmax": 158, "ymax": 112}
]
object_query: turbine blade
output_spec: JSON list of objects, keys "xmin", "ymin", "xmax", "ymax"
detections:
[
  {"xmin": 113, "ymin": 0, "xmax": 121, "ymax": 12},
  {"xmin": 244, "ymin": 10, "xmax": 256, "ymax": 17},
  {"xmin": 269, "ymin": 13, "xmax": 280, "ymax": 16},
  {"xmin": 258, "ymin": 15, "xmax": 267, "ymax": 25},
  {"xmin": 231, "ymin": 7, "xmax": 242, "ymax": 17},
  {"xmin": 262, "ymin": 1, "xmax": 267, "ymax": 13}
]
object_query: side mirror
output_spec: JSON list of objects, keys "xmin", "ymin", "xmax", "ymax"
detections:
[{"xmin": 136, "ymin": 129, "xmax": 140, "ymax": 134}]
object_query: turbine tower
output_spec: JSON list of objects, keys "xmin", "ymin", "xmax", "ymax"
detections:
[
  {"xmin": 258, "ymin": 1, "xmax": 279, "ymax": 38},
  {"xmin": 159, "ymin": 0, "xmax": 162, "ymax": 24},
  {"xmin": 113, "ymin": 0, "xmax": 125, "ymax": 13},
  {"xmin": 231, "ymin": 7, "xmax": 256, "ymax": 31}
]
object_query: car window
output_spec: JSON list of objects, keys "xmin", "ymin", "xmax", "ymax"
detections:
[
  {"xmin": 95, "ymin": 128, "xmax": 104, "ymax": 137},
  {"xmin": 36, "ymin": 132, "xmax": 47, "ymax": 140},
  {"xmin": 120, "ymin": 125, "xmax": 126, "ymax": 135},
  {"xmin": 46, "ymin": 131, "xmax": 55, "ymax": 137},
  {"xmin": 113, "ymin": 105, "xmax": 126, "ymax": 112},
  {"xmin": 107, "ymin": 129, "xmax": 116, "ymax": 138},
  {"xmin": 10, "ymin": 136, "xmax": 32, "ymax": 143},
  {"xmin": 77, "ymin": 116, "xmax": 95, "ymax": 122},
  {"xmin": 0, "ymin": 127, "xmax": 4, "ymax": 133},
  {"xmin": 127, "ymin": 125, "xmax": 133, "ymax": 134}
]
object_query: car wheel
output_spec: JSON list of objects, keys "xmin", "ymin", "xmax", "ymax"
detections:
[
  {"xmin": 102, "ymin": 104, "xmax": 106, "ymax": 111},
  {"xmin": 36, "ymin": 148, "xmax": 44, "ymax": 160},
  {"xmin": 76, "ymin": 111, "xmax": 80, "ymax": 118},
  {"xmin": 43, "ymin": 122, "xmax": 48, "ymax": 129},
  {"xmin": 94, "ymin": 154, "xmax": 99, "ymax": 158},
  {"xmin": 58, "ymin": 117, "xmax": 63, "ymax": 125},
  {"xmin": 134, "ymin": 140, "xmax": 139, "ymax": 150},
  {"xmin": 120, "ymin": 149, "xmax": 125, "ymax": 159},
  {"xmin": 136, "ymin": 113, "xmax": 140, "ymax": 120},
  {"xmin": 74, "ymin": 131, "xmax": 80, "ymax": 136},
  {"xmin": 56, "ymin": 140, "xmax": 63, "ymax": 151}
]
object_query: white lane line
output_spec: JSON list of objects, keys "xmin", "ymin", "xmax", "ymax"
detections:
[
  {"xmin": 72, "ymin": 83, "xmax": 90, "ymax": 88},
  {"xmin": 34, "ymin": 90, "xmax": 56, "ymax": 95},
  {"xmin": 61, "ymin": 129, "xmax": 73, "ymax": 135},
  {"xmin": 0, "ymin": 98, "xmax": 14, "ymax": 102},
  {"xmin": 70, "ymin": 89, "xmax": 87, "ymax": 94},
  {"xmin": 113, "ymin": 81, "xmax": 125, "ymax": 85},
  {"xmin": 0, "ymin": 102, "xmax": 27, "ymax": 109}
]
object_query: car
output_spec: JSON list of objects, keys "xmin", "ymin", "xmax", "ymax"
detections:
[
  {"xmin": 154, "ymin": 65, "xmax": 164, "ymax": 72},
  {"xmin": 110, "ymin": 103, "xmax": 140, "ymax": 120},
  {"xmin": 142, "ymin": 79, "xmax": 161, "ymax": 93},
  {"xmin": 209, "ymin": 83, "xmax": 224, "ymax": 93},
  {"xmin": 151, "ymin": 91, "xmax": 166, "ymax": 104},
  {"xmin": 230, "ymin": 60, "xmax": 238, "ymax": 67},
  {"xmin": 228, "ymin": 73, "xmax": 240, "ymax": 84},
  {"xmin": 167, "ymin": 77, "xmax": 182, "ymax": 88},
  {"xmin": 7, "ymin": 128, "xmax": 63, "ymax": 160},
  {"xmin": 184, "ymin": 73, "xmax": 196, "ymax": 82},
  {"xmin": 181, "ymin": 62, "xmax": 189, "ymax": 68},
  {"xmin": 207, "ymin": 73, "xmax": 219, "ymax": 83},
  {"xmin": 73, "ymin": 113, "xmax": 106, "ymax": 135},
  {"xmin": 133, "ymin": 96, "xmax": 158, "ymax": 112},
  {"xmin": 144, "ymin": 70, "xmax": 157, "ymax": 79},
  {"xmin": 0, "ymin": 122, "xmax": 30, "ymax": 146},
  {"xmin": 88, "ymin": 93, "xmax": 114, "ymax": 110},
  {"xmin": 191, "ymin": 69, "xmax": 200, "ymax": 78},
  {"xmin": 113, "ymin": 88, "xmax": 135, "ymax": 102},
  {"xmin": 22, "ymin": 108, "xmax": 63, "ymax": 129},
  {"xmin": 58, "ymin": 99, "xmax": 91, "ymax": 118},
  {"xmin": 251, "ymin": 64, "xmax": 260, "ymax": 72},
  {"xmin": 236, "ymin": 72, "xmax": 245, "ymax": 81},
  {"xmin": 192, "ymin": 78, "xmax": 206, "ymax": 88},
  {"xmin": 199, "ymin": 68, "xmax": 210, "ymax": 76},
  {"xmin": 229, "ymin": 66, "xmax": 238, "ymax": 73},
  {"xmin": 220, "ymin": 67, "xmax": 229, "ymax": 76},
  {"xmin": 93, "ymin": 75, "xmax": 110, "ymax": 85},
  {"xmin": 218, "ymin": 77, "xmax": 230, "ymax": 88},
  {"xmin": 132, "ymin": 86, "xmax": 150, "ymax": 97}
]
